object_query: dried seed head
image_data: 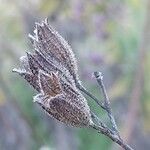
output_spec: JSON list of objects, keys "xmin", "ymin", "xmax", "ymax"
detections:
[
  {"xmin": 29, "ymin": 20, "xmax": 79, "ymax": 82},
  {"xmin": 33, "ymin": 93, "xmax": 92, "ymax": 127},
  {"xmin": 13, "ymin": 19, "xmax": 93, "ymax": 127}
]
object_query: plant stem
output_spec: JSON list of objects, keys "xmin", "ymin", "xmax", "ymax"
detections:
[
  {"xmin": 90, "ymin": 123, "xmax": 134, "ymax": 150},
  {"xmin": 76, "ymin": 81, "xmax": 106, "ymax": 109},
  {"xmin": 94, "ymin": 71, "xmax": 119, "ymax": 136},
  {"xmin": 77, "ymin": 72, "xmax": 134, "ymax": 150}
]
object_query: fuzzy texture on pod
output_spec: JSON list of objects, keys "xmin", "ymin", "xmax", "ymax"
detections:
[{"xmin": 13, "ymin": 19, "xmax": 93, "ymax": 127}]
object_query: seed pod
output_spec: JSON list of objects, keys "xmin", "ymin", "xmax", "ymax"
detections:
[
  {"xmin": 37, "ymin": 70, "xmax": 92, "ymax": 127},
  {"xmin": 13, "ymin": 19, "xmax": 93, "ymax": 127},
  {"xmin": 29, "ymin": 19, "xmax": 79, "ymax": 82},
  {"xmin": 34, "ymin": 93, "xmax": 92, "ymax": 127}
]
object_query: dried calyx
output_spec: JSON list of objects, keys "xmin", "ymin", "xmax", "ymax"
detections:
[{"xmin": 13, "ymin": 19, "xmax": 93, "ymax": 127}]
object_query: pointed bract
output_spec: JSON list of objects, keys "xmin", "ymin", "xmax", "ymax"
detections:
[
  {"xmin": 19, "ymin": 56, "xmax": 31, "ymax": 72},
  {"xmin": 38, "ymin": 70, "xmax": 62, "ymax": 97},
  {"xmin": 13, "ymin": 68, "xmax": 40, "ymax": 92}
]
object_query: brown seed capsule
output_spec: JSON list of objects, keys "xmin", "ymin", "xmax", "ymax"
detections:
[
  {"xmin": 29, "ymin": 19, "xmax": 79, "ymax": 82},
  {"xmin": 13, "ymin": 19, "xmax": 93, "ymax": 127},
  {"xmin": 34, "ymin": 92, "xmax": 92, "ymax": 127}
]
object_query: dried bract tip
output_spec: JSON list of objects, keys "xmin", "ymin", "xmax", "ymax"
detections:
[{"xmin": 38, "ymin": 70, "xmax": 62, "ymax": 97}]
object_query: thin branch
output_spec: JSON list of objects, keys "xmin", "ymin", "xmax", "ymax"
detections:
[
  {"xmin": 93, "ymin": 71, "xmax": 119, "ymax": 136},
  {"xmin": 89, "ymin": 123, "xmax": 133, "ymax": 150},
  {"xmin": 76, "ymin": 81, "xmax": 106, "ymax": 109},
  {"xmin": 91, "ymin": 111, "xmax": 114, "ymax": 134},
  {"xmin": 90, "ymin": 112, "xmax": 133, "ymax": 150},
  {"xmin": 78, "ymin": 72, "xmax": 134, "ymax": 150}
]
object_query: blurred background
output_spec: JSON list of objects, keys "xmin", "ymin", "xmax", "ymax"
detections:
[{"xmin": 0, "ymin": 0, "xmax": 150, "ymax": 150}]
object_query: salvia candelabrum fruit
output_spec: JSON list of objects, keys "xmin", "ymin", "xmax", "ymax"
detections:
[{"xmin": 13, "ymin": 19, "xmax": 93, "ymax": 127}]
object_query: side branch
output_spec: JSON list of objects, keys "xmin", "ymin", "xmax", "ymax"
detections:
[
  {"xmin": 90, "ymin": 112, "xmax": 133, "ymax": 150},
  {"xmin": 93, "ymin": 71, "xmax": 119, "ymax": 136},
  {"xmin": 78, "ymin": 72, "xmax": 134, "ymax": 150},
  {"xmin": 76, "ymin": 82, "xmax": 106, "ymax": 109}
]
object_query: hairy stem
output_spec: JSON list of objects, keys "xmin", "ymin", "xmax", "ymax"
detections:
[
  {"xmin": 76, "ymin": 81, "xmax": 106, "ymax": 109},
  {"xmin": 91, "ymin": 111, "xmax": 114, "ymax": 134},
  {"xmin": 77, "ymin": 72, "xmax": 134, "ymax": 150},
  {"xmin": 90, "ymin": 123, "xmax": 133, "ymax": 150},
  {"xmin": 90, "ymin": 112, "xmax": 134, "ymax": 149}
]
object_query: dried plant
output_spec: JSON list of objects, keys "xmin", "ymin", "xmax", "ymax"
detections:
[{"xmin": 13, "ymin": 19, "xmax": 134, "ymax": 150}]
